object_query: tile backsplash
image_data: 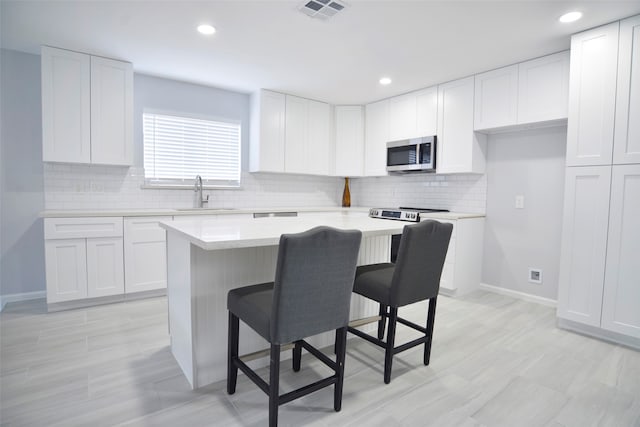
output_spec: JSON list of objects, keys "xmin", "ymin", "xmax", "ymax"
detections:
[
  {"xmin": 43, "ymin": 164, "xmax": 487, "ymax": 213},
  {"xmin": 351, "ymin": 173, "xmax": 487, "ymax": 214}
]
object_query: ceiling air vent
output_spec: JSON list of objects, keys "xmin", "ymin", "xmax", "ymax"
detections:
[{"xmin": 299, "ymin": 0, "xmax": 348, "ymax": 20}]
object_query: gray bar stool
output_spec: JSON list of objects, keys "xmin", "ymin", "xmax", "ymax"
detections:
[
  {"xmin": 347, "ymin": 220, "xmax": 453, "ymax": 383},
  {"xmin": 227, "ymin": 226, "xmax": 362, "ymax": 427}
]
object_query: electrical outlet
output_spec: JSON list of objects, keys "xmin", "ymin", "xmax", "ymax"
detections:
[
  {"xmin": 528, "ymin": 268, "xmax": 542, "ymax": 284},
  {"xmin": 515, "ymin": 195, "xmax": 525, "ymax": 209}
]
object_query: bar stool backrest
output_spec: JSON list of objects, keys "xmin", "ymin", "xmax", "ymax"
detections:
[
  {"xmin": 270, "ymin": 226, "xmax": 362, "ymax": 344},
  {"xmin": 390, "ymin": 220, "xmax": 453, "ymax": 307}
]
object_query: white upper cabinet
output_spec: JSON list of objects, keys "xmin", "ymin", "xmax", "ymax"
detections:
[
  {"xmin": 41, "ymin": 46, "xmax": 133, "ymax": 166},
  {"xmin": 250, "ymin": 90, "xmax": 286, "ymax": 173},
  {"xmin": 42, "ymin": 46, "xmax": 91, "ymax": 163},
  {"xmin": 364, "ymin": 99, "xmax": 390, "ymax": 177},
  {"xmin": 601, "ymin": 165, "xmax": 640, "ymax": 338},
  {"xmin": 474, "ymin": 65, "xmax": 519, "ymax": 130},
  {"xmin": 306, "ymin": 100, "xmax": 332, "ymax": 175},
  {"xmin": 251, "ymin": 90, "xmax": 331, "ymax": 176},
  {"xmin": 335, "ymin": 106, "xmax": 364, "ymax": 177},
  {"xmin": 284, "ymin": 95, "xmax": 332, "ymax": 176},
  {"xmin": 389, "ymin": 93, "xmax": 416, "ymax": 141},
  {"xmin": 566, "ymin": 22, "xmax": 620, "ymax": 166},
  {"xmin": 557, "ymin": 166, "xmax": 612, "ymax": 327},
  {"xmin": 90, "ymin": 56, "xmax": 133, "ymax": 166},
  {"xmin": 613, "ymin": 15, "xmax": 640, "ymax": 165},
  {"xmin": 473, "ymin": 52, "xmax": 569, "ymax": 132},
  {"xmin": 415, "ymin": 87, "xmax": 438, "ymax": 136},
  {"xmin": 284, "ymin": 95, "xmax": 309, "ymax": 174},
  {"xmin": 437, "ymin": 76, "xmax": 486, "ymax": 174},
  {"xmin": 517, "ymin": 51, "xmax": 569, "ymax": 124},
  {"xmin": 389, "ymin": 87, "xmax": 437, "ymax": 141}
]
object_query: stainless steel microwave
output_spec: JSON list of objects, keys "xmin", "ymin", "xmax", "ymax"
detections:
[{"xmin": 386, "ymin": 136, "xmax": 436, "ymax": 173}]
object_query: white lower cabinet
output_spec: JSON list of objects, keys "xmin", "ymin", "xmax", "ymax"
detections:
[
  {"xmin": 601, "ymin": 165, "xmax": 640, "ymax": 338},
  {"xmin": 558, "ymin": 164, "xmax": 640, "ymax": 342},
  {"xmin": 44, "ymin": 217, "xmax": 124, "ymax": 305},
  {"xmin": 45, "ymin": 238, "xmax": 88, "ymax": 303},
  {"xmin": 429, "ymin": 217, "xmax": 484, "ymax": 296},
  {"xmin": 124, "ymin": 216, "xmax": 171, "ymax": 293},
  {"xmin": 557, "ymin": 166, "xmax": 612, "ymax": 326},
  {"xmin": 87, "ymin": 237, "xmax": 125, "ymax": 298}
]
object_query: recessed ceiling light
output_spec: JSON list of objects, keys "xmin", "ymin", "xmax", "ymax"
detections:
[
  {"xmin": 379, "ymin": 77, "xmax": 392, "ymax": 85},
  {"xmin": 197, "ymin": 24, "xmax": 216, "ymax": 35},
  {"xmin": 559, "ymin": 11, "xmax": 582, "ymax": 23}
]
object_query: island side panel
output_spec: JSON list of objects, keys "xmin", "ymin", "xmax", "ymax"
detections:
[
  {"xmin": 166, "ymin": 232, "xmax": 196, "ymax": 388},
  {"xmin": 192, "ymin": 244, "xmax": 279, "ymax": 388}
]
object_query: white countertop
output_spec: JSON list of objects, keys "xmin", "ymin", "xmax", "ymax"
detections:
[
  {"xmin": 159, "ymin": 213, "xmax": 407, "ymax": 250},
  {"xmin": 39, "ymin": 206, "xmax": 484, "ymax": 220},
  {"xmin": 40, "ymin": 206, "xmax": 368, "ymax": 218},
  {"xmin": 160, "ymin": 211, "xmax": 484, "ymax": 250}
]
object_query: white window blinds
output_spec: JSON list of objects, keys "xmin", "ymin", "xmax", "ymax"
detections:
[{"xmin": 143, "ymin": 112, "xmax": 241, "ymax": 186}]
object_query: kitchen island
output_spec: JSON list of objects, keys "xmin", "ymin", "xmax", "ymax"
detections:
[{"xmin": 160, "ymin": 212, "xmax": 405, "ymax": 389}]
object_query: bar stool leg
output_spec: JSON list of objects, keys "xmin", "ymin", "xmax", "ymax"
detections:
[
  {"xmin": 334, "ymin": 327, "xmax": 347, "ymax": 411},
  {"xmin": 269, "ymin": 343, "xmax": 280, "ymax": 427},
  {"xmin": 377, "ymin": 303, "xmax": 387, "ymax": 340},
  {"xmin": 384, "ymin": 307, "xmax": 398, "ymax": 384},
  {"xmin": 227, "ymin": 312, "xmax": 239, "ymax": 394},
  {"xmin": 424, "ymin": 297, "xmax": 437, "ymax": 366},
  {"xmin": 293, "ymin": 341, "xmax": 302, "ymax": 372}
]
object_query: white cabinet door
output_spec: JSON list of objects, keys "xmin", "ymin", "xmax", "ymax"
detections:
[
  {"xmin": 474, "ymin": 64, "xmax": 518, "ymax": 130},
  {"xmin": 45, "ymin": 239, "xmax": 88, "ymax": 303},
  {"xmin": 389, "ymin": 93, "xmax": 416, "ymax": 141},
  {"xmin": 124, "ymin": 216, "xmax": 171, "ymax": 293},
  {"xmin": 613, "ymin": 15, "xmax": 640, "ymax": 165},
  {"xmin": 437, "ymin": 76, "xmax": 486, "ymax": 174},
  {"xmin": 601, "ymin": 165, "xmax": 640, "ymax": 338},
  {"xmin": 364, "ymin": 99, "xmax": 390, "ymax": 176},
  {"xmin": 566, "ymin": 22, "xmax": 620, "ymax": 166},
  {"xmin": 557, "ymin": 166, "xmax": 612, "ymax": 326},
  {"xmin": 90, "ymin": 56, "xmax": 133, "ymax": 166},
  {"xmin": 250, "ymin": 90, "xmax": 286, "ymax": 173},
  {"xmin": 86, "ymin": 237, "xmax": 124, "ymax": 298},
  {"xmin": 517, "ymin": 51, "xmax": 569, "ymax": 124},
  {"xmin": 307, "ymin": 100, "xmax": 332, "ymax": 175},
  {"xmin": 334, "ymin": 106, "xmax": 364, "ymax": 177},
  {"xmin": 415, "ymin": 86, "xmax": 438, "ymax": 136},
  {"xmin": 41, "ymin": 46, "xmax": 91, "ymax": 163},
  {"xmin": 284, "ymin": 95, "xmax": 309, "ymax": 174}
]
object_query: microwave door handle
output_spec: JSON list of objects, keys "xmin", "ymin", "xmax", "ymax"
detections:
[{"xmin": 416, "ymin": 143, "xmax": 421, "ymax": 164}]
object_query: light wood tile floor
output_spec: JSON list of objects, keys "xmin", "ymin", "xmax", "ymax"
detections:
[{"xmin": 1, "ymin": 292, "xmax": 639, "ymax": 426}]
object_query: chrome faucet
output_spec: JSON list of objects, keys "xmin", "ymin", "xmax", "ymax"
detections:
[{"xmin": 194, "ymin": 175, "xmax": 209, "ymax": 208}]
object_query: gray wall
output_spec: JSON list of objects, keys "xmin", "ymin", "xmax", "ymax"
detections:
[
  {"xmin": 0, "ymin": 48, "xmax": 45, "ymax": 296},
  {"xmin": 481, "ymin": 126, "xmax": 566, "ymax": 301},
  {"xmin": 133, "ymin": 74, "xmax": 250, "ymax": 170}
]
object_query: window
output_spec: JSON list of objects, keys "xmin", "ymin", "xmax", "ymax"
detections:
[{"xmin": 143, "ymin": 112, "xmax": 241, "ymax": 187}]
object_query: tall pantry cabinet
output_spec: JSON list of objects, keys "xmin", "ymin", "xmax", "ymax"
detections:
[{"xmin": 558, "ymin": 15, "xmax": 640, "ymax": 344}]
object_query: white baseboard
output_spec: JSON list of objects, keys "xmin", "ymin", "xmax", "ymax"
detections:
[
  {"xmin": 0, "ymin": 291, "xmax": 46, "ymax": 312},
  {"xmin": 479, "ymin": 283, "xmax": 557, "ymax": 308}
]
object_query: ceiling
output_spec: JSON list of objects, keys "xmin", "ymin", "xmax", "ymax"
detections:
[{"xmin": 2, "ymin": 1, "xmax": 639, "ymax": 105}]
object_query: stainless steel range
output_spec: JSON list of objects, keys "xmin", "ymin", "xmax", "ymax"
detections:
[{"xmin": 368, "ymin": 207, "xmax": 450, "ymax": 222}]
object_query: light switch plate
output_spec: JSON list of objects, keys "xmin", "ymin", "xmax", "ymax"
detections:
[{"xmin": 515, "ymin": 195, "xmax": 525, "ymax": 209}]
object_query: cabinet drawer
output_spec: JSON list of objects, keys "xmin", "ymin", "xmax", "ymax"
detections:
[{"xmin": 45, "ymin": 217, "xmax": 123, "ymax": 239}]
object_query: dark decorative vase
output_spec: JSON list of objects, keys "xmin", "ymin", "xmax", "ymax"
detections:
[{"xmin": 342, "ymin": 177, "xmax": 351, "ymax": 208}]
